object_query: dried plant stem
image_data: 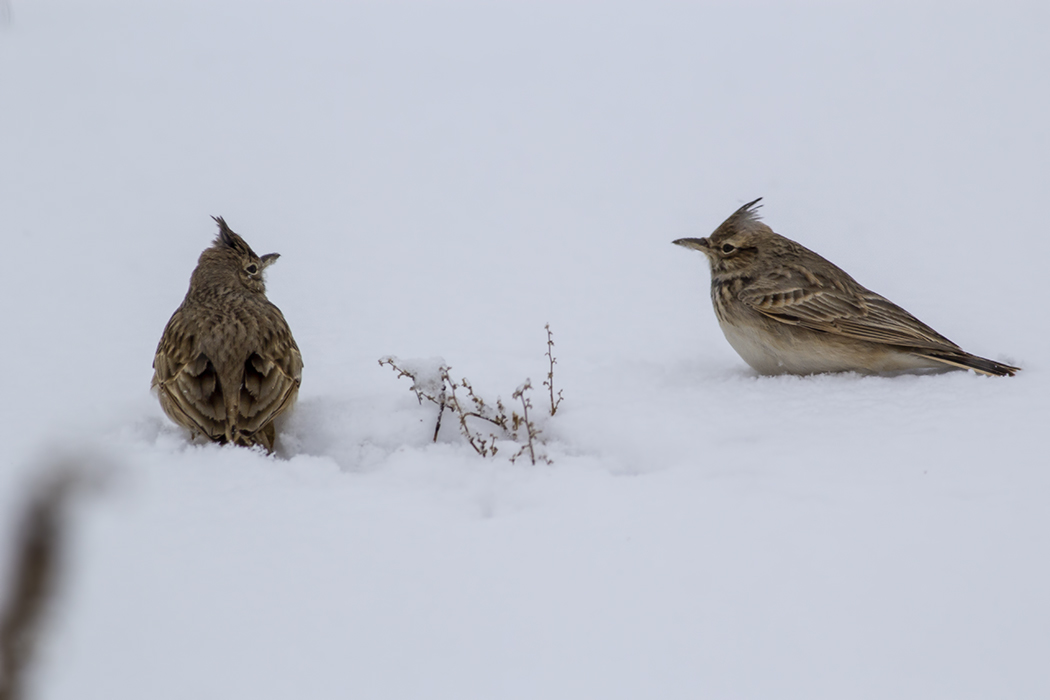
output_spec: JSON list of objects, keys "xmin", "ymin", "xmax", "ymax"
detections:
[
  {"xmin": 380, "ymin": 325, "xmax": 561, "ymax": 464},
  {"xmin": 432, "ymin": 391, "xmax": 446, "ymax": 443},
  {"xmin": 444, "ymin": 373, "xmax": 501, "ymax": 457},
  {"xmin": 510, "ymin": 381, "xmax": 539, "ymax": 465},
  {"xmin": 543, "ymin": 323, "xmax": 564, "ymax": 417},
  {"xmin": 1, "ymin": 468, "xmax": 90, "ymax": 700}
]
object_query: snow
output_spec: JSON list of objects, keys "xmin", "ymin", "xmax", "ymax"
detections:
[{"xmin": 1, "ymin": 1, "xmax": 1048, "ymax": 698}]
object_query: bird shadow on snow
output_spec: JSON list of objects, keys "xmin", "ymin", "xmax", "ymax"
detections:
[
  {"xmin": 275, "ymin": 392, "xmax": 442, "ymax": 471},
  {"xmin": 275, "ymin": 391, "xmax": 567, "ymax": 474},
  {"xmin": 111, "ymin": 387, "xmax": 572, "ymax": 481}
]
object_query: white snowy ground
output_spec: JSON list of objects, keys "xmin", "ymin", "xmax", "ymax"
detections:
[{"xmin": 1, "ymin": 1, "xmax": 1048, "ymax": 698}]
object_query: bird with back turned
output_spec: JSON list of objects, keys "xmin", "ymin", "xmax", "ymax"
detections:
[{"xmin": 152, "ymin": 217, "xmax": 303, "ymax": 452}]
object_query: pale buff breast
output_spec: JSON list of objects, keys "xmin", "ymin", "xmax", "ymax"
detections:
[{"xmin": 717, "ymin": 315, "xmax": 946, "ymax": 375}]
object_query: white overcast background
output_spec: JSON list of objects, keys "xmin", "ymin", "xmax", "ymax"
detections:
[{"xmin": 1, "ymin": 1, "xmax": 1048, "ymax": 699}]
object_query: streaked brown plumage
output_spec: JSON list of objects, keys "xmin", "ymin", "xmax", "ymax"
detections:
[
  {"xmin": 673, "ymin": 198, "xmax": 1019, "ymax": 377},
  {"xmin": 152, "ymin": 217, "xmax": 303, "ymax": 451}
]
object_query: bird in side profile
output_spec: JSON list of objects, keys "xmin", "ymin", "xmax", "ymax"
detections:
[
  {"xmin": 152, "ymin": 217, "xmax": 303, "ymax": 452},
  {"xmin": 673, "ymin": 198, "xmax": 1019, "ymax": 377}
]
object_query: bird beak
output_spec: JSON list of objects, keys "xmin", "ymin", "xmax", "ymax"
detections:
[
  {"xmin": 261, "ymin": 253, "xmax": 280, "ymax": 268},
  {"xmin": 672, "ymin": 237, "xmax": 709, "ymax": 252}
]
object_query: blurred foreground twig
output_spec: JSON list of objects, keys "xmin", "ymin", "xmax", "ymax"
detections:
[{"xmin": 0, "ymin": 465, "xmax": 101, "ymax": 700}]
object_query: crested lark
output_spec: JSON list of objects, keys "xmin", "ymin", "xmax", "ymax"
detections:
[
  {"xmin": 152, "ymin": 217, "xmax": 303, "ymax": 451},
  {"xmin": 673, "ymin": 199, "xmax": 1019, "ymax": 377}
]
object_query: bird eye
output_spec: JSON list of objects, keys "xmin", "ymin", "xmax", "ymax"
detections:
[
  {"xmin": 246, "ymin": 264, "xmax": 258, "ymax": 274},
  {"xmin": 721, "ymin": 243, "xmax": 735, "ymax": 254}
]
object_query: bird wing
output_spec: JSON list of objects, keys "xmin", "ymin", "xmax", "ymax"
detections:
[
  {"xmin": 151, "ymin": 310, "xmax": 228, "ymax": 440},
  {"xmin": 736, "ymin": 264, "xmax": 962, "ymax": 351},
  {"xmin": 237, "ymin": 308, "xmax": 303, "ymax": 437}
]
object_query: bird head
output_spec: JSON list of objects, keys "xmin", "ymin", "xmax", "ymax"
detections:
[
  {"xmin": 205, "ymin": 216, "xmax": 279, "ymax": 294},
  {"xmin": 673, "ymin": 198, "xmax": 769, "ymax": 275}
]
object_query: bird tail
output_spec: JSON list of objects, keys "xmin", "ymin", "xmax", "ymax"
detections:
[{"xmin": 914, "ymin": 351, "xmax": 1020, "ymax": 377}]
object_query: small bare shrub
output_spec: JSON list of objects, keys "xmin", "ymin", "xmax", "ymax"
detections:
[{"xmin": 379, "ymin": 326, "xmax": 563, "ymax": 465}]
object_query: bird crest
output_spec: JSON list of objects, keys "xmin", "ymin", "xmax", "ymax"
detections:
[
  {"xmin": 211, "ymin": 216, "xmax": 258, "ymax": 257},
  {"xmin": 720, "ymin": 197, "xmax": 763, "ymax": 229}
]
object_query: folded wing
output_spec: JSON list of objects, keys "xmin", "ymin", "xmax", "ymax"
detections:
[
  {"xmin": 151, "ymin": 312, "xmax": 228, "ymax": 440},
  {"xmin": 737, "ymin": 264, "xmax": 962, "ymax": 352}
]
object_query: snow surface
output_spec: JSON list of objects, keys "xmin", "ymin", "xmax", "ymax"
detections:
[{"xmin": 1, "ymin": 1, "xmax": 1048, "ymax": 698}]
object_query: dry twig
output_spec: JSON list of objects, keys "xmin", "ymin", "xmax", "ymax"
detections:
[
  {"xmin": 1, "ymin": 466, "xmax": 94, "ymax": 700},
  {"xmin": 509, "ymin": 380, "xmax": 549, "ymax": 465},
  {"xmin": 542, "ymin": 323, "xmax": 564, "ymax": 417},
  {"xmin": 380, "ymin": 326, "xmax": 562, "ymax": 464}
]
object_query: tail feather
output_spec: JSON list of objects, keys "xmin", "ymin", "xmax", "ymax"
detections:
[{"xmin": 915, "ymin": 351, "xmax": 1020, "ymax": 377}]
